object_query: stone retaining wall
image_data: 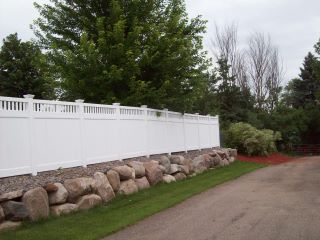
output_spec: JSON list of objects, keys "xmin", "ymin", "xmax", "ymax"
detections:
[{"xmin": 0, "ymin": 148, "xmax": 237, "ymax": 232}]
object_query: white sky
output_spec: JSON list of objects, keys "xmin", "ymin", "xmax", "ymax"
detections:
[{"xmin": 1, "ymin": 0, "xmax": 320, "ymax": 83}]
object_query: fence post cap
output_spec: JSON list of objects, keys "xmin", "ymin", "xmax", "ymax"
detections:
[
  {"xmin": 195, "ymin": 113, "xmax": 199, "ymax": 115},
  {"xmin": 112, "ymin": 103, "xmax": 121, "ymax": 106},
  {"xmin": 23, "ymin": 94, "xmax": 35, "ymax": 99},
  {"xmin": 75, "ymin": 99, "xmax": 84, "ymax": 103},
  {"xmin": 140, "ymin": 105, "xmax": 148, "ymax": 108},
  {"xmin": 163, "ymin": 108, "xmax": 168, "ymax": 111}
]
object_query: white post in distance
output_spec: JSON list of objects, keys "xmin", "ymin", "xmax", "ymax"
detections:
[
  {"xmin": 24, "ymin": 94, "xmax": 36, "ymax": 176},
  {"xmin": 76, "ymin": 99, "xmax": 86, "ymax": 168}
]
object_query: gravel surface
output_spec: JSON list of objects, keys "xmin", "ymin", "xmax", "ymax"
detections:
[{"xmin": 0, "ymin": 149, "xmax": 213, "ymax": 194}]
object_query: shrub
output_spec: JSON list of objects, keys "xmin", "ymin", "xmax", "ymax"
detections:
[{"xmin": 225, "ymin": 122, "xmax": 282, "ymax": 156}]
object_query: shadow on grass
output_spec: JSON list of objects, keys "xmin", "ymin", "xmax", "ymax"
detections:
[{"xmin": 0, "ymin": 160, "xmax": 265, "ymax": 240}]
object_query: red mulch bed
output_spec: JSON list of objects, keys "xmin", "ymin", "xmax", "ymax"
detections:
[{"xmin": 237, "ymin": 153, "xmax": 294, "ymax": 165}]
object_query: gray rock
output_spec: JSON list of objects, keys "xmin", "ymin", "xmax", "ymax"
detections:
[
  {"xmin": 158, "ymin": 156, "xmax": 171, "ymax": 174},
  {"xmin": 93, "ymin": 172, "xmax": 115, "ymax": 203},
  {"xmin": 229, "ymin": 156, "xmax": 235, "ymax": 163},
  {"xmin": 170, "ymin": 164, "xmax": 180, "ymax": 174},
  {"xmin": 158, "ymin": 165, "xmax": 166, "ymax": 174},
  {"xmin": 127, "ymin": 161, "xmax": 145, "ymax": 178},
  {"xmin": 50, "ymin": 203, "xmax": 78, "ymax": 217},
  {"xmin": 0, "ymin": 206, "xmax": 4, "ymax": 223},
  {"xmin": 0, "ymin": 221, "xmax": 22, "ymax": 232},
  {"xmin": 143, "ymin": 161, "xmax": 163, "ymax": 186},
  {"xmin": 173, "ymin": 172, "xmax": 187, "ymax": 181},
  {"xmin": 106, "ymin": 170, "xmax": 121, "ymax": 192},
  {"xmin": 162, "ymin": 175, "xmax": 176, "ymax": 184},
  {"xmin": 22, "ymin": 187, "xmax": 49, "ymax": 221},
  {"xmin": 0, "ymin": 190, "xmax": 24, "ymax": 202},
  {"xmin": 212, "ymin": 154, "xmax": 223, "ymax": 166},
  {"xmin": 112, "ymin": 165, "xmax": 135, "ymax": 180},
  {"xmin": 178, "ymin": 165, "xmax": 190, "ymax": 175},
  {"xmin": 64, "ymin": 177, "xmax": 94, "ymax": 202},
  {"xmin": 48, "ymin": 183, "xmax": 68, "ymax": 205},
  {"xmin": 119, "ymin": 179, "xmax": 138, "ymax": 195},
  {"xmin": 1, "ymin": 201, "xmax": 28, "ymax": 221},
  {"xmin": 192, "ymin": 156, "xmax": 208, "ymax": 174},
  {"xmin": 134, "ymin": 177, "xmax": 150, "ymax": 190},
  {"xmin": 221, "ymin": 159, "xmax": 230, "ymax": 166},
  {"xmin": 76, "ymin": 194, "xmax": 102, "ymax": 210},
  {"xmin": 229, "ymin": 149, "xmax": 238, "ymax": 158},
  {"xmin": 169, "ymin": 155, "xmax": 185, "ymax": 165}
]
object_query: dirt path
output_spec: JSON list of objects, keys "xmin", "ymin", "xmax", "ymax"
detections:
[{"xmin": 103, "ymin": 156, "xmax": 320, "ymax": 240}]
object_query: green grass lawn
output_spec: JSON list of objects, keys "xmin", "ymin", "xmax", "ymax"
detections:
[{"xmin": 0, "ymin": 160, "xmax": 265, "ymax": 240}]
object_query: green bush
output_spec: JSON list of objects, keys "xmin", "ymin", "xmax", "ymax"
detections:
[{"xmin": 225, "ymin": 122, "xmax": 282, "ymax": 156}]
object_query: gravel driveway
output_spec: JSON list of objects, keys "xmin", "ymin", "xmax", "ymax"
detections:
[{"xmin": 103, "ymin": 156, "xmax": 320, "ymax": 240}]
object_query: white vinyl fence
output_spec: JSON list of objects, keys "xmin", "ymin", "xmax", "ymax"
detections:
[{"xmin": 0, "ymin": 95, "xmax": 220, "ymax": 178}]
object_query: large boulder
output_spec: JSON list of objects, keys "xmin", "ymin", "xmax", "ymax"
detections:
[
  {"xmin": 93, "ymin": 172, "xmax": 115, "ymax": 203},
  {"xmin": 0, "ymin": 206, "xmax": 4, "ymax": 223},
  {"xmin": 134, "ymin": 177, "xmax": 150, "ymax": 190},
  {"xmin": 44, "ymin": 183, "xmax": 59, "ymax": 193},
  {"xmin": 112, "ymin": 165, "xmax": 135, "ymax": 180},
  {"xmin": 0, "ymin": 190, "xmax": 24, "ymax": 203},
  {"xmin": 212, "ymin": 154, "xmax": 223, "ymax": 166},
  {"xmin": 1, "ymin": 201, "xmax": 28, "ymax": 221},
  {"xmin": 143, "ymin": 162, "xmax": 163, "ymax": 186},
  {"xmin": 192, "ymin": 156, "xmax": 208, "ymax": 174},
  {"xmin": 64, "ymin": 177, "xmax": 94, "ymax": 202},
  {"xmin": 173, "ymin": 172, "xmax": 187, "ymax": 181},
  {"xmin": 162, "ymin": 175, "xmax": 176, "ymax": 184},
  {"xmin": 170, "ymin": 164, "xmax": 180, "ymax": 174},
  {"xmin": 178, "ymin": 165, "xmax": 190, "ymax": 175},
  {"xmin": 50, "ymin": 203, "xmax": 78, "ymax": 217},
  {"xmin": 169, "ymin": 155, "xmax": 185, "ymax": 165},
  {"xmin": 48, "ymin": 183, "xmax": 68, "ymax": 205},
  {"xmin": 118, "ymin": 180, "xmax": 138, "ymax": 195},
  {"xmin": 76, "ymin": 194, "xmax": 102, "ymax": 210},
  {"xmin": 158, "ymin": 156, "xmax": 171, "ymax": 174},
  {"xmin": 201, "ymin": 154, "xmax": 215, "ymax": 168},
  {"xmin": 106, "ymin": 170, "xmax": 121, "ymax": 192},
  {"xmin": 230, "ymin": 149, "xmax": 237, "ymax": 158},
  {"xmin": 215, "ymin": 149, "xmax": 228, "ymax": 159},
  {"xmin": 127, "ymin": 161, "xmax": 145, "ymax": 178},
  {"xmin": 181, "ymin": 158, "xmax": 194, "ymax": 174},
  {"xmin": 22, "ymin": 187, "xmax": 49, "ymax": 221},
  {"xmin": 221, "ymin": 159, "xmax": 230, "ymax": 167},
  {"xmin": 0, "ymin": 221, "xmax": 22, "ymax": 232}
]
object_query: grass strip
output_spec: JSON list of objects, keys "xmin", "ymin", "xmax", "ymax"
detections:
[{"xmin": 0, "ymin": 160, "xmax": 265, "ymax": 240}]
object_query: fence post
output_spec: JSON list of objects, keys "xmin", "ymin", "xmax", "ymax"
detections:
[
  {"xmin": 163, "ymin": 108, "xmax": 171, "ymax": 156},
  {"xmin": 207, "ymin": 114, "xmax": 212, "ymax": 149},
  {"xmin": 216, "ymin": 115, "xmax": 221, "ymax": 147},
  {"xmin": 196, "ymin": 113, "xmax": 201, "ymax": 151},
  {"xmin": 76, "ymin": 99, "xmax": 86, "ymax": 168},
  {"xmin": 113, "ymin": 103, "xmax": 122, "ymax": 160},
  {"xmin": 183, "ymin": 114, "xmax": 187, "ymax": 153},
  {"xmin": 24, "ymin": 94, "xmax": 37, "ymax": 176},
  {"xmin": 141, "ymin": 105, "xmax": 149, "ymax": 158}
]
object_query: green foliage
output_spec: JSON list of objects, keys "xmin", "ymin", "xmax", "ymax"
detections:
[
  {"xmin": 0, "ymin": 33, "xmax": 54, "ymax": 99},
  {"xmin": 225, "ymin": 122, "xmax": 281, "ymax": 156},
  {"xmin": 0, "ymin": 161, "xmax": 264, "ymax": 240},
  {"xmin": 33, "ymin": 0, "xmax": 209, "ymax": 112}
]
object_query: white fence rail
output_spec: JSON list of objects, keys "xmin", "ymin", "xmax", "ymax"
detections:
[{"xmin": 0, "ymin": 95, "xmax": 220, "ymax": 178}]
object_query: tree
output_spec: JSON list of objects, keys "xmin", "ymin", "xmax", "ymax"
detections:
[
  {"xmin": 212, "ymin": 58, "xmax": 254, "ymax": 127},
  {"xmin": 0, "ymin": 33, "xmax": 54, "ymax": 99},
  {"xmin": 33, "ymin": 0, "xmax": 209, "ymax": 112},
  {"xmin": 246, "ymin": 32, "xmax": 283, "ymax": 111},
  {"xmin": 283, "ymin": 52, "xmax": 320, "ymax": 108},
  {"xmin": 210, "ymin": 23, "xmax": 249, "ymax": 92}
]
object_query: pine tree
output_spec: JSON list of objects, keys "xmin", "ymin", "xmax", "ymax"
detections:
[{"xmin": 33, "ymin": 0, "xmax": 209, "ymax": 112}]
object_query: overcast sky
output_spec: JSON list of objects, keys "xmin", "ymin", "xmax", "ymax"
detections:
[{"xmin": 0, "ymin": 0, "xmax": 319, "ymax": 83}]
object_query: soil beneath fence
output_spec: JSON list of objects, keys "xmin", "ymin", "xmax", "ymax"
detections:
[
  {"xmin": 237, "ymin": 153, "xmax": 294, "ymax": 165},
  {"xmin": 0, "ymin": 149, "xmax": 212, "ymax": 194}
]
